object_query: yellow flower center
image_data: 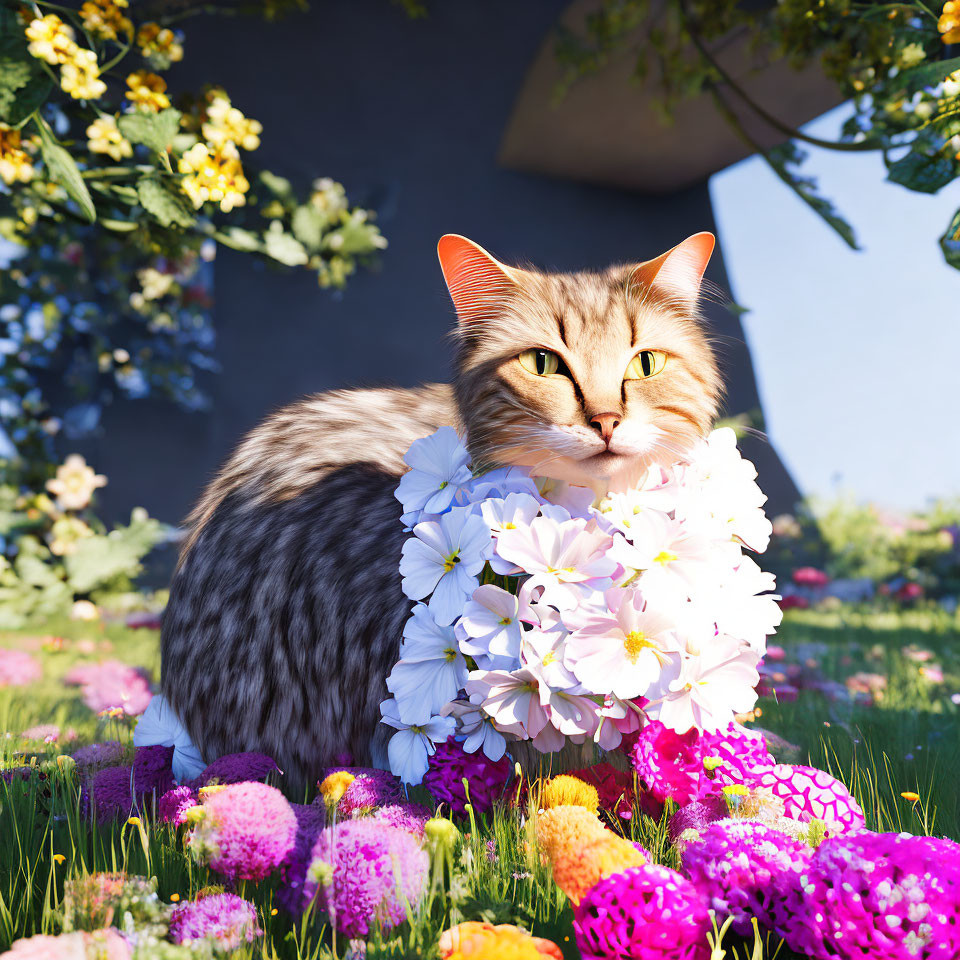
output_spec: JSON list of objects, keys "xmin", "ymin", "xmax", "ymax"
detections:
[
  {"xmin": 442, "ymin": 551, "xmax": 460, "ymax": 573},
  {"xmin": 623, "ymin": 630, "xmax": 655, "ymax": 665},
  {"xmin": 444, "ymin": 646, "xmax": 459, "ymax": 663},
  {"xmin": 653, "ymin": 550, "xmax": 678, "ymax": 565},
  {"xmin": 542, "ymin": 650, "xmax": 557, "ymax": 667}
]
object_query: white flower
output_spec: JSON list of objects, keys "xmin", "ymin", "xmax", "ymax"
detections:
[
  {"xmin": 595, "ymin": 467, "xmax": 679, "ymax": 535},
  {"xmin": 386, "ymin": 604, "xmax": 468, "ymax": 724},
  {"xmin": 399, "ymin": 508, "xmax": 490, "ymax": 624},
  {"xmin": 564, "ymin": 587, "xmax": 682, "ymax": 700},
  {"xmin": 534, "ymin": 476, "xmax": 596, "ymax": 517},
  {"xmin": 479, "ymin": 492, "xmax": 542, "ymax": 574},
  {"xmin": 440, "ymin": 697, "xmax": 508, "ymax": 760},
  {"xmin": 521, "ymin": 619, "xmax": 578, "ymax": 694},
  {"xmin": 651, "ymin": 636, "xmax": 760, "ymax": 733},
  {"xmin": 455, "ymin": 584, "xmax": 523, "ymax": 669},
  {"xmin": 380, "ymin": 698, "xmax": 456, "ymax": 784},
  {"xmin": 465, "ymin": 668, "xmax": 550, "ymax": 740},
  {"xmin": 45, "ymin": 454, "xmax": 106, "ymax": 510},
  {"xmin": 395, "ymin": 426, "xmax": 473, "ymax": 517}
]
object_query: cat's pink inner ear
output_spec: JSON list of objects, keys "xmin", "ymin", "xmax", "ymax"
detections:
[
  {"xmin": 437, "ymin": 234, "xmax": 517, "ymax": 325},
  {"xmin": 632, "ymin": 232, "xmax": 716, "ymax": 305}
]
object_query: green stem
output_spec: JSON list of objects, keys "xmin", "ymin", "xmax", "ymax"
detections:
[{"xmin": 99, "ymin": 40, "xmax": 132, "ymax": 75}]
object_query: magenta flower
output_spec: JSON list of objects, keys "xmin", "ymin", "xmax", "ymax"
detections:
[
  {"xmin": 773, "ymin": 831, "xmax": 960, "ymax": 959},
  {"xmin": 64, "ymin": 660, "xmax": 152, "ymax": 715},
  {"xmin": 574, "ymin": 864, "xmax": 710, "ymax": 960},
  {"xmin": 792, "ymin": 566, "xmax": 830, "ymax": 587},
  {"xmin": 369, "ymin": 802, "xmax": 432, "ymax": 838},
  {"xmin": 422, "ymin": 737, "xmax": 512, "ymax": 816},
  {"xmin": 338, "ymin": 769, "xmax": 403, "ymax": 815},
  {"xmin": 630, "ymin": 720, "xmax": 774, "ymax": 805},
  {"xmin": 681, "ymin": 819, "xmax": 812, "ymax": 935},
  {"xmin": 305, "ymin": 819, "xmax": 429, "ymax": 937},
  {"xmin": 189, "ymin": 782, "xmax": 297, "ymax": 881},
  {"xmin": 749, "ymin": 763, "xmax": 865, "ymax": 832},
  {"xmin": 158, "ymin": 785, "xmax": 198, "ymax": 825},
  {"xmin": 0, "ymin": 649, "xmax": 42, "ymax": 687},
  {"xmin": 170, "ymin": 893, "xmax": 262, "ymax": 951}
]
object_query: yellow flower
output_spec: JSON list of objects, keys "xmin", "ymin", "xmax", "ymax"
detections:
[
  {"xmin": 80, "ymin": 0, "xmax": 133, "ymax": 41},
  {"xmin": 136, "ymin": 266, "xmax": 174, "ymax": 300},
  {"xmin": 46, "ymin": 454, "xmax": 107, "ymax": 510},
  {"xmin": 25, "ymin": 14, "xmax": 78, "ymax": 65},
  {"xmin": 182, "ymin": 806, "xmax": 206, "ymax": 825},
  {"xmin": 539, "ymin": 775, "xmax": 599, "ymax": 814},
  {"xmin": 319, "ymin": 770, "xmax": 355, "ymax": 805},
  {"xmin": 901, "ymin": 790, "xmax": 921, "ymax": 803},
  {"xmin": 60, "ymin": 48, "xmax": 107, "ymax": 101},
  {"xmin": 126, "ymin": 816, "xmax": 142, "ymax": 826},
  {"xmin": 198, "ymin": 784, "xmax": 227, "ymax": 801},
  {"xmin": 86, "ymin": 116, "xmax": 133, "ymax": 162},
  {"xmin": 169, "ymin": 893, "xmax": 180, "ymax": 902},
  {"xmin": 126, "ymin": 70, "xmax": 171, "ymax": 112},
  {"xmin": 178, "ymin": 141, "xmax": 249, "ymax": 212},
  {"xmin": 53, "ymin": 854, "xmax": 66, "ymax": 864},
  {"xmin": 136, "ymin": 23, "xmax": 184, "ymax": 67},
  {"xmin": 440, "ymin": 922, "xmax": 561, "ymax": 960},
  {"xmin": 941, "ymin": 2, "xmax": 960, "ymax": 43},
  {"xmin": 49, "ymin": 515, "xmax": 94, "ymax": 557},
  {"xmin": 0, "ymin": 126, "xmax": 35, "ymax": 186},
  {"xmin": 202, "ymin": 95, "xmax": 262, "ymax": 152}
]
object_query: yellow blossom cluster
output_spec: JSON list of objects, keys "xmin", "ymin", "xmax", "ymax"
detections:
[
  {"xmin": 25, "ymin": 15, "xmax": 106, "ymax": 100},
  {"xmin": 86, "ymin": 116, "xmax": 133, "ymax": 162},
  {"xmin": 535, "ymin": 804, "xmax": 646, "ymax": 905},
  {"xmin": 126, "ymin": 70, "xmax": 171, "ymax": 112},
  {"xmin": 202, "ymin": 95, "xmax": 262, "ymax": 151},
  {"xmin": 319, "ymin": 770, "xmax": 355, "ymax": 804},
  {"xmin": 80, "ymin": 0, "xmax": 133, "ymax": 42},
  {"xmin": 178, "ymin": 141, "xmax": 250, "ymax": 213},
  {"xmin": 0, "ymin": 126, "xmax": 35, "ymax": 186},
  {"xmin": 539, "ymin": 774, "xmax": 599, "ymax": 813},
  {"xmin": 136, "ymin": 23, "xmax": 184, "ymax": 66},
  {"xmin": 940, "ymin": 2, "xmax": 960, "ymax": 44}
]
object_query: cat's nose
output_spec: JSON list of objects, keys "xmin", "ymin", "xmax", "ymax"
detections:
[{"xmin": 589, "ymin": 412, "xmax": 621, "ymax": 446}]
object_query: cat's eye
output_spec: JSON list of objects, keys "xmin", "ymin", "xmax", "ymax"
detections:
[
  {"xmin": 624, "ymin": 350, "xmax": 667, "ymax": 380},
  {"xmin": 519, "ymin": 349, "xmax": 562, "ymax": 377}
]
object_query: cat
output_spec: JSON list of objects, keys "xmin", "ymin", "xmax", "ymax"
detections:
[{"xmin": 160, "ymin": 232, "xmax": 721, "ymax": 792}]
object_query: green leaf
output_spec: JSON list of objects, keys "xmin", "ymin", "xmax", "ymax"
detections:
[
  {"xmin": 263, "ymin": 221, "xmax": 308, "ymax": 265},
  {"xmin": 118, "ymin": 108, "xmax": 181, "ymax": 154},
  {"xmin": 0, "ymin": 15, "xmax": 52, "ymax": 126},
  {"xmin": 64, "ymin": 510, "xmax": 165, "ymax": 594},
  {"xmin": 137, "ymin": 177, "xmax": 196, "ymax": 228},
  {"xmin": 35, "ymin": 118, "xmax": 97, "ymax": 223},
  {"xmin": 886, "ymin": 150, "xmax": 956, "ymax": 195},
  {"xmin": 291, "ymin": 204, "xmax": 328, "ymax": 249},
  {"xmin": 899, "ymin": 55, "xmax": 960, "ymax": 96},
  {"xmin": 214, "ymin": 226, "xmax": 261, "ymax": 251},
  {"xmin": 940, "ymin": 208, "xmax": 960, "ymax": 272},
  {"xmin": 259, "ymin": 170, "xmax": 295, "ymax": 201}
]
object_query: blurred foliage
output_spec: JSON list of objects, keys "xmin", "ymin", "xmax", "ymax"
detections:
[
  {"xmin": 0, "ymin": 0, "xmax": 387, "ymax": 487},
  {"xmin": 767, "ymin": 496, "xmax": 960, "ymax": 599},
  {"xmin": 555, "ymin": 0, "xmax": 960, "ymax": 270},
  {"xmin": 0, "ymin": 453, "xmax": 166, "ymax": 628}
]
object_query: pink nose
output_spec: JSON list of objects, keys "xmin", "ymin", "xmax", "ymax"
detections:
[{"xmin": 589, "ymin": 412, "xmax": 621, "ymax": 445}]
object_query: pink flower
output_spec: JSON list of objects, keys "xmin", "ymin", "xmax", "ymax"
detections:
[
  {"xmin": 792, "ymin": 567, "xmax": 829, "ymax": 587},
  {"xmin": 748, "ymin": 764, "xmax": 865, "ymax": 833},
  {"xmin": 170, "ymin": 894, "xmax": 262, "ymax": 950},
  {"xmin": 158, "ymin": 785, "xmax": 198, "ymax": 825},
  {"xmin": 0, "ymin": 649, "xmax": 42, "ymax": 687},
  {"xmin": 64, "ymin": 661, "xmax": 152, "ymax": 716}
]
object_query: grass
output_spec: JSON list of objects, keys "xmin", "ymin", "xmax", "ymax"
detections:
[{"xmin": 1, "ymin": 607, "xmax": 958, "ymax": 958}]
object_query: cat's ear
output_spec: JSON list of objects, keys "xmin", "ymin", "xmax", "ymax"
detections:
[
  {"xmin": 631, "ymin": 232, "xmax": 715, "ymax": 307},
  {"xmin": 437, "ymin": 234, "xmax": 519, "ymax": 325}
]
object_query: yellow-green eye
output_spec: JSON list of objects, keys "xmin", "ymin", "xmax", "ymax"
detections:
[
  {"xmin": 624, "ymin": 350, "xmax": 667, "ymax": 380},
  {"xmin": 519, "ymin": 349, "xmax": 561, "ymax": 376}
]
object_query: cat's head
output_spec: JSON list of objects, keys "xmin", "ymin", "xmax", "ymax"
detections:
[{"xmin": 439, "ymin": 233, "xmax": 722, "ymax": 492}]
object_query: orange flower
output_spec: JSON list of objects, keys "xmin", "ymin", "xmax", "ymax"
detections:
[
  {"xmin": 900, "ymin": 791, "xmax": 921, "ymax": 803},
  {"xmin": 940, "ymin": 1, "xmax": 960, "ymax": 43},
  {"xmin": 439, "ymin": 922, "xmax": 562, "ymax": 960}
]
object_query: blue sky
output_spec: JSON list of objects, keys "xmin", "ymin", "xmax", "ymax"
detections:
[{"xmin": 710, "ymin": 105, "xmax": 960, "ymax": 511}]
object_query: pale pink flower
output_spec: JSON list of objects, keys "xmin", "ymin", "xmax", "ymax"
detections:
[{"xmin": 466, "ymin": 667, "xmax": 550, "ymax": 740}]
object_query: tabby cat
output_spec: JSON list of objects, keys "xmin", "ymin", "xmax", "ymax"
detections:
[{"xmin": 160, "ymin": 232, "xmax": 721, "ymax": 790}]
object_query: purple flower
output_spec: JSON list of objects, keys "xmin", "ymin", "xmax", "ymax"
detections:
[
  {"xmin": 630, "ymin": 721, "xmax": 774, "ymax": 805},
  {"xmin": 190, "ymin": 752, "xmax": 280, "ymax": 788},
  {"xmin": 82, "ymin": 745, "xmax": 174, "ymax": 823},
  {"xmin": 0, "ymin": 649, "xmax": 42, "ymax": 687},
  {"xmin": 773, "ymin": 831, "xmax": 960, "ymax": 959},
  {"xmin": 72, "ymin": 741, "xmax": 125, "ymax": 774},
  {"xmin": 421, "ymin": 737, "xmax": 511, "ymax": 816},
  {"xmin": 169, "ymin": 893, "xmax": 262, "ymax": 951},
  {"xmin": 305, "ymin": 820, "xmax": 428, "ymax": 938},
  {"xmin": 336, "ymin": 769, "xmax": 403, "ymax": 816},
  {"xmin": 158, "ymin": 786, "xmax": 198, "ymax": 826},
  {"xmin": 64, "ymin": 660, "xmax": 153, "ymax": 716},
  {"xmin": 681, "ymin": 819, "xmax": 812, "ymax": 936},
  {"xmin": 189, "ymin": 782, "xmax": 297, "ymax": 881},
  {"xmin": 277, "ymin": 803, "xmax": 327, "ymax": 917},
  {"xmin": 574, "ymin": 863, "xmax": 710, "ymax": 960}
]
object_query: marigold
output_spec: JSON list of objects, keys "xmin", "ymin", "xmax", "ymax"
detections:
[
  {"xmin": 178, "ymin": 142, "xmax": 249, "ymax": 212},
  {"xmin": 25, "ymin": 14, "xmax": 77, "ymax": 65},
  {"xmin": 319, "ymin": 770, "xmax": 355, "ymax": 804},
  {"xmin": 201, "ymin": 95, "xmax": 261, "ymax": 151},
  {"xmin": 60, "ymin": 48, "xmax": 107, "ymax": 101},
  {"xmin": 80, "ymin": 0, "xmax": 132, "ymax": 41},
  {"xmin": 0, "ymin": 127, "xmax": 34, "ymax": 186},
  {"xmin": 540, "ymin": 775, "xmax": 599, "ymax": 813},
  {"xmin": 940, "ymin": 1, "xmax": 960, "ymax": 44},
  {"xmin": 136, "ymin": 22, "xmax": 184, "ymax": 67},
  {"xmin": 126, "ymin": 70, "xmax": 171, "ymax": 112},
  {"xmin": 86, "ymin": 116, "xmax": 132, "ymax": 162},
  {"xmin": 440, "ymin": 922, "xmax": 562, "ymax": 960}
]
